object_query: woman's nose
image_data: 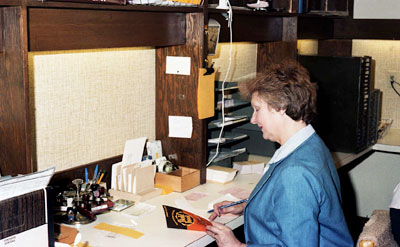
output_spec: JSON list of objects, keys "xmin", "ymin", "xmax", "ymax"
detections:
[{"xmin": 250, "ymin": 113, "xmax": 256, "ymax": 124}]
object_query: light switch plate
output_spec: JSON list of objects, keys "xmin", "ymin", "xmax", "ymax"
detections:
[{"xmin": 166, "ymin": 56, "xmax": 191, "ymax": 75}]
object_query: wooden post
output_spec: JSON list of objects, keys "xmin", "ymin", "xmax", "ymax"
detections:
[{"xmin": 156, "ymin": 13, "xmax": 207, "ymax": 183}]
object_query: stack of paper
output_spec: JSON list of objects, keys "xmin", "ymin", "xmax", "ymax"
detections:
[
  {"xmin": 208, "ymin": 116, "xmax": 248, "ymax": 128},
  {"xmin": 233, "ymin": 161, "xmax": 265, "ymax": 175},
  {"xmin": 208, "ymin": 148, "xmax": 246, "ymax": 163},
  {"xmin": 0, "ymin": 167, "xmax": 55, "ymax": 201},
  {"xmin": 206, "ymin": 166, "xmax": 238, "ymax": 184},
  {"xmin": 111, "ymin": 137, "xmax": 156, "ymax": 195}
]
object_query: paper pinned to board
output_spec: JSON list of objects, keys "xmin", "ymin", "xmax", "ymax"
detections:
[
  {"xmin": 168, "ymin": 116, "xmax": 193, "ymax": 138},
  {"xmin": 0, "ymin": 166, "xmax": 55, "ymax": 201},
  {"xmin": 166, "ymin": 56, "xmax": 191, "ymax": 75}
]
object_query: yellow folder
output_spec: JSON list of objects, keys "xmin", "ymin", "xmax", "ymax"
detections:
[{"xmin": 197, "ymin": 68, "xmax": 215, "ymax": 119}]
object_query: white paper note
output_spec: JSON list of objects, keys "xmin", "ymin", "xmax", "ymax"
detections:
[
  {"xmin": 122, "ymin": 137, "xmax": 147, "ymax": 165},
  {"xmin": 168, "ymin": 116, "xmax": 193, "ymax": 138},
  {"xmin": 166, "ymin": 56, "xmax": 191, "ymax": 75}
]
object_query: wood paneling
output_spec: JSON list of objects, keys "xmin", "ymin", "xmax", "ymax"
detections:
[
  {"xmin": 318, "ymin": 39, "xmax": 352, "ymax": 56},
  {"xmin": 0, "ymin": 189, "xmax": 46, "ymax": 239},
  {"xmin": 156, "ymin": 13, "xmax": 207, "ymax": 183},
  {"xmin": 298, "ymin": 16, "xmax": 335, "ymax": 39},
  {"xmin": 28, "ymin": 8, "xmax": 186, "ymax": 51},
  {"xmin": 334, "ymin": 18, "xmax": 400, "ymax": 40},
  {"xmin": 0, "ymin": 7, "xmax": 31, "ymax": 176},
  {"xmin": 282, "ymin": 16, "xmax": 297, "ymax": 41},
  {"xmin": 49, "ymin": 155, "xmax": 121, "ymax": 189},
  {"xmin": 209, "ymin": 13, "xmax": 284, "ymax": 43},
  {"xmin": 299, "ymin": 16, "xmax": 400, "ymax": 40},
  {"xmin": 23, "ymin": 0, "xmax": 203, "ymax": 12},
  {"xmin": 257, "ymin": 41, "xmax": 297, "ymax": 72}
]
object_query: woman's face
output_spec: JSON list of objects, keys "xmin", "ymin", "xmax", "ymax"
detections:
[{"xmin": 250, "ymin": 92, "xmax": 283, "ymax": 143}]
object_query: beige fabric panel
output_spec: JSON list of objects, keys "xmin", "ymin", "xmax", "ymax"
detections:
[
  {"xmin": 209, "ymin": 42, "xmax": 257, "ymax": 82},
  {"xmin": 297, "ymin": 40, "xmax": 318, "ymax": 56},
  {"xmin": 29, "ymin": 48, "xmax": 156, "ymax": 172},
  {"xmin": 352, "ymin": 40, "xmax": 400, "ymax": 129}
]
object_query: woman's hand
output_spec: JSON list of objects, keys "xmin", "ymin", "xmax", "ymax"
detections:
[
  {"xmin": 206, "ymin": 222, "xmax": 246, "ymax": 247},
  {"xmin": 209, "ymin": 200, "xmax": 246, "ymax": 221}
]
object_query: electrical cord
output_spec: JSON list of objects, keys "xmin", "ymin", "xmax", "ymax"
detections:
[
  {"xmin": 206, "ymin": 0, "xmax": 233, "ymax": 167},
  {"xmin": 390, "ymin": 76, "xmax": 400, "ymax": 97}
]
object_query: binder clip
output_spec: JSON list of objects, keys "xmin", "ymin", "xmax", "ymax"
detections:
[{"xmin": 204, "ymin": 62, "xmax": 215, "ymax": 76}]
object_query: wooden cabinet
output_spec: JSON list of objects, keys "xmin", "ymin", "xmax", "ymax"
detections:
[{"xmin": 0, "ymin": 0, "xmax": 297, "ymax": 186}]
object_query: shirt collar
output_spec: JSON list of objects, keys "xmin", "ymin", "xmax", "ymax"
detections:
[{"xmin": 264, "ymin": 124, "xmax": 315, "ymax": 174}]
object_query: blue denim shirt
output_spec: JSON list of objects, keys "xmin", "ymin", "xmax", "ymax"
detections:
[{"xmin": 243, "ymin": 132, "xmax": 353, "ymax": 247}]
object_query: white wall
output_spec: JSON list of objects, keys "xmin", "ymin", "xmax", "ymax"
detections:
[{"xmin": 354, "ymin": 0, "xmax": 400, "ymax": 19}]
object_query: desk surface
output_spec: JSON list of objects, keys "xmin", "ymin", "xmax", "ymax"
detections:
[
  {"xmin": 373, "ymin": 128, "xmax": 400, "ymax": 154},
  {"xmin": 71, "ymin": 147, "xmax": 372, "ymax": 247},
  {"xmin": 73, "ymin": 174, "xmax": 262, "ymax": 247}
]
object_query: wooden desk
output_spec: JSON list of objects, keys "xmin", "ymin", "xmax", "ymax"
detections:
[
  {"xmin": 332, "ymin": 148, "xmax": 373, "ymax": 169},
  {"xmin": 73, "ymin": 174, "xmax": 262, "ymax": 247},
  {"xmin": 70, "ymin": 148, "xmax": 373, "ymax": 247}
]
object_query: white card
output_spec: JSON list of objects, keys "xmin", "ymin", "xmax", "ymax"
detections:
[{"xmin": 168, "ymin": 116, "xmax": 193, "ymax": 138}]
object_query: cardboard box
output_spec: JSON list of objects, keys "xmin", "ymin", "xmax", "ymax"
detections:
[{"xmin": 155, "ymin": 167, "xmax": 200, "ymax": 192}]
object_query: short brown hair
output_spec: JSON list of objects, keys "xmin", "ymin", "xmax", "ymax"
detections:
[{"xmin": 239, "ymin": 61, "xmax": 317, "ymax": 124}]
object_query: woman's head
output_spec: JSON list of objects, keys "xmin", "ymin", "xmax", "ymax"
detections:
[{"xmin": 240, "ymin": 61, "xmax": 317, "ymax": 125}]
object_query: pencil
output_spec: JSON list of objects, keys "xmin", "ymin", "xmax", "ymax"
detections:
[
  {"xmin": 207, "ymin": 199, "xmax": 248, "ymax": 213},
  {"xmin": 96, "ymin": 171, "xmax": 105, "ymax": 184}
]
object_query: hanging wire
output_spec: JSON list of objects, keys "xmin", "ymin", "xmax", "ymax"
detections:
[
  {"xmin": 206, "ymin": 0, "xmax": 233, "ymax": 167},
  {"xmin": 390, "ymin": 76, "xmax": 400, "ymax": 97}
]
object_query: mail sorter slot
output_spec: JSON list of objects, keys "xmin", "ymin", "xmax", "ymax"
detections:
[{"xmin": 0, "ymin": 189, "xmax": 46, "ymax": 240}]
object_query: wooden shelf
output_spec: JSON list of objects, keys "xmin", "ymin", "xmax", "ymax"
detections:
[
  {"xmin": 28, "ymin": 8, "xmax": 186, "ymax": 51},
  {"xmin": 208, "ymin": 6, "xmax": 297, "ymax": 43},
  {"xmin": 3, "ymin": 0, "xmax": 203, "ymax": 12},
  {"xmin": 298, "ymin": 15, "xmax": 400, "ymax": 40}
]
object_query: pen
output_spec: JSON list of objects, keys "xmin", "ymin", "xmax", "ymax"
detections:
[
  {"xmin": 207, "ymin": 199, "xmax": 248, "ymax": 213},
  {"xmin": 97, "ymin": 170, "xmax": 106, "ymax": 184}
]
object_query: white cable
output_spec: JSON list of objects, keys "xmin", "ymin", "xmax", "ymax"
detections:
[{"xmin": 207, "ymin": 1, "xmax": 233, "ymax": 167}]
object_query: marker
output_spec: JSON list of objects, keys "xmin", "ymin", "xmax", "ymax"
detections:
[
  {"xmin": 85, "ymin": 168, "xmax": 88, "ymax": 183},
  {"xmin": 207, "ymin": 199, "xmax": 248, "ymax": 213},
  {"xmin": 93, "ymin": 165, "xmax": 99, "ymax": 182}
]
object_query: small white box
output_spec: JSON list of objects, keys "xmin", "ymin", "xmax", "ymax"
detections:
[{"xmin": 233, "ymin": 161, "xmax": 265, "ymax": 175}]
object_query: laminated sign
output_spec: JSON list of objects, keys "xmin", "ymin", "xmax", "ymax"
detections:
[{"xmin": 162, "ymin": 205, "xmax": 212, "ymax": 232}]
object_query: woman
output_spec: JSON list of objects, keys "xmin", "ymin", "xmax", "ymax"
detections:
[{"xmin": 206, "ymin": 61, "xmax": 353, "ymax": 247}]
